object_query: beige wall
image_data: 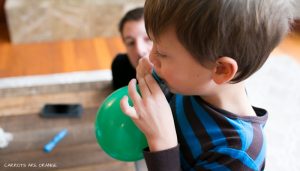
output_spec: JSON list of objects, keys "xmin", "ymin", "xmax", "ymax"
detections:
[
  {"xmin": 295, "ymin": 0, "xmax": 300, "ymax": 18},
  {"xmin": 5, "ymin": 0, "xmax": 145, "ymax": 44}
]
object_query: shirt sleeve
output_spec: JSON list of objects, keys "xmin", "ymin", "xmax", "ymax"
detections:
[{"xmin": 143, "ymin": 145, "xmax": 181, "ymax": 171}]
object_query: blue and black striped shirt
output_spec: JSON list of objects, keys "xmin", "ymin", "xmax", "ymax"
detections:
[{"xmin": 170, "ymin": 94, "xmax": 268, "ymax": 170}]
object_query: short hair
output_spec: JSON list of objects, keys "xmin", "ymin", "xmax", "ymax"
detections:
[
  {"xmin": 144, "ymin": 0, "xmax": 294, "ymax": 83},
  {"xmin": 119, "ymin": 7, "xmax": 144, "ymax": 34}
]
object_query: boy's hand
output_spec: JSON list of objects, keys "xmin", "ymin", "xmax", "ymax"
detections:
[
  {"xmin": 136, "ymin": 58, "xmax": 153, "ymax": 80},
  {"xmin": 120, "ymin": 58, "xmax": 177, "ymax": 152}
]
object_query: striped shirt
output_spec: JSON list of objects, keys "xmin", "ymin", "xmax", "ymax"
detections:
[{"xmin": 170, "ymin": 94, "xmax": 268, "ymax": 170}]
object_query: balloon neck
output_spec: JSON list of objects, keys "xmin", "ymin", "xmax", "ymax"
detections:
[{"xmin": 152, "ymin": 69, "xmax": 162, "ymax": 83}]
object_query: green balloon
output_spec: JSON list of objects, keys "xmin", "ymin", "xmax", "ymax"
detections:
[{"xmin": 94, "ymin": 86, "xmax": 148, "ymax": 161}]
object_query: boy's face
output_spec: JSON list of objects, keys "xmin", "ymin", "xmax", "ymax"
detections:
[
  {"xmin": 149, "ymin": 28, "xmax": 216, "ymax": 95},
  {"xmin": 122, "ymin": 19, "xmax": 153, "ymax": 68}
]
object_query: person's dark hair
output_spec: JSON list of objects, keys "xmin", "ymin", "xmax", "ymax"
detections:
[
  {"xmin": 119, "ymin": 7, "xmax": 144, "ymax": 35},
  {"xmin": 144, "ymin": 0, "xmax": 293, "ymax": 83}
]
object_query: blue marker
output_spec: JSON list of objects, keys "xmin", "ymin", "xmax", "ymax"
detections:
[{"xmin": 44, "ymin": 129, "xmax": 68, "ymax": 153}]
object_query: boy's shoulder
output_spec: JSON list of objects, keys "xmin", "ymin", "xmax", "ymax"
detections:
[
  {"xmin": 172, "ymin": 94, "xmax": 267, "ymax": 123},
  {"xmin": 171, "ymin": 94, "xmax": 268, "ymax": 170}
]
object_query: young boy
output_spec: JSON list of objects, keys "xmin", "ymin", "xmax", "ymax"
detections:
[
  {"xmin": 111, "ymin": 7, "xmax": 152, "ymax": 90},
  {"xmin": 120, "ymin": 0, "xmax": 293, "ymax": 170}
]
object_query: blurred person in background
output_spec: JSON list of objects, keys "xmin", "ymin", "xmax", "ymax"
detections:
[{"xmin": 111, "ymin": 7, "xmax": 153, "ymax": 90}]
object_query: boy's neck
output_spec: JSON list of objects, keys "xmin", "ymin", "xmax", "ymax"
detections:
[{"xmin": 201, "ymin": 82, "xmax": 256, "ymax": 117}]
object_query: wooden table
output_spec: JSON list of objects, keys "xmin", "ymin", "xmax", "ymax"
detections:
[
  {"xmin": 0, "ymin": 80, "xmax": 135, "ymax": 171},
  {"xmin": 0, "ymin": 107, "xmax": 134, "ymax": 171}
]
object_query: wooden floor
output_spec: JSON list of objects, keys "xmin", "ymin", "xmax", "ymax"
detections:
[
  {"xmin": 273, "ymin": 31, "xmax": 300, "ymax": 63},
  {"xmin": 0, "ymin": 24, "xmax": 126, "ymax": 78},
  {"xmin": 0, "ymin": 23, "xmax": 300, "ymax": 78}
]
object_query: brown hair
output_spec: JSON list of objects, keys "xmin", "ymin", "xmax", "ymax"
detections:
[
  {"xmin": 119, "ymin": 7, "xmax": 144, "ymax": 34},
  {"xmin": 144, "ymin": 0, "xmax": 293, "ymax": 82}
]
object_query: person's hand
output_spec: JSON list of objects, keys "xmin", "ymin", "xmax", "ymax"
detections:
[
  {"xmin": 120, "ymin": 59, "xmax": 177, "ymax": 152},
  {"xmin": 136, "ymin": 57, "xmax": 153, "ymax": 80}
]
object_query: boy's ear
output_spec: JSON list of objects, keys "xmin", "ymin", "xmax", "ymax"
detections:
[{"xmin": 212, "ymin": 57, "xmax": 238, "ymax": 84}]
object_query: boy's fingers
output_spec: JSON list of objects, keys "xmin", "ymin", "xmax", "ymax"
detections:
[
  {"xmin": 138, "ymin": 77, "xmax": 151, "ymax": 98},
  {"xmin": 140, "ymin": 58, "xmax": 153, "ymax": 71},
  {"xmin": 120, "ymin": 96, "xmax": 139, "ymax": 119},
  {"xmin": 128, "ymin": 79, "xmax": 142, "ymax": 106},
  {"xmin": 136, "ymin": 58, "xmax": 153, "ymax": 80},
  {"xmin": 145, "ymin": 74, "xmax": 162, "ymax": 95}
]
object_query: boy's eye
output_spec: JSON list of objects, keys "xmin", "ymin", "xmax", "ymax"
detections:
[{"xmin": 154, "ymin": 51, "xmax": 167, "ymax": 58}]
